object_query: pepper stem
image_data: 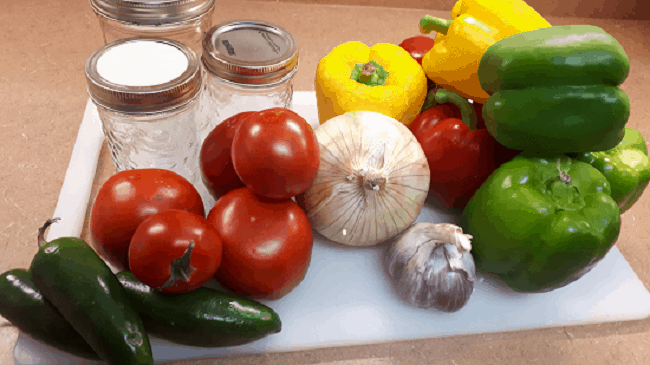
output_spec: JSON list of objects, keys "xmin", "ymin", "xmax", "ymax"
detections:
[
  {"xmin": 37, "ymin": 218, "xmax": 60, "ymax": 248},
  {"xmin": 557, "ymin": 157, "xmax": 573, "ymax": 185},
  {"xmin": 350, "ymin": 60, "xmax": 389, "ymax": 86},
  {"xmin": 359, "ymin": 63, "xmax": 376, "ymax": 84},
  {"xmin": 434, "ymin": 89, "xmax": 478, "ymax": 131},
  {"xmin": 420, "ymin": 88, "xmax": 438, "ymax": 113},
  {"xmin": 420, "ymin": 15, "xmax": 452, "ymax": 35}
]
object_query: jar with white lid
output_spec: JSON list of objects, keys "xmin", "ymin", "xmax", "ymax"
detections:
[
  {"xmin": 89, "ymin": 0, "xmax": 215, "ymax": 52},
  {"xmin": 85, "ymin": 38, "xmax": 203, "ymax": 194},
  {"xmin": 197, "ymin": 19, "xmax": 299, "ymax": 143}
]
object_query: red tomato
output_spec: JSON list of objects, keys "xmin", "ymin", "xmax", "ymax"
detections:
[
  {"xmin": 200, "ymin": 111, "xmax": 256, "ymax": 198},
  {"xmin": 231, "ymin": 108, "xmax": 319, "ymax": 200},
  {"xmin": 90, "ymin": 169, "xmax": 204, "ymax": 270},
  {"xmin": 207, "ymin": 187, "xmax": 313, "ymax": 299},
  {"xmin": 129, "ymin": 209, "xmax": 222, "ymax": 293},
  {"xmin": 398, "ymin": 36, "xmax": 435, "ymax": 65}
]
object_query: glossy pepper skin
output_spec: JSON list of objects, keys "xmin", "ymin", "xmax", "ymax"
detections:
[
  {"xmin": 478, "ymin": 25, "xmax": 631, "ymax": 153},
  {"xmin": 315, "ymin": 41, "xmax": 427, "ymax": 125},
  {"xmin": 460, "ymin": 153, "xmax": 621, "ymax": 293},
  {"xmin": 419, "ymin": 0, "xmax": 550, "ymax": 103},
  {"xmin": 409, "ymin": 90, "xmax": 518, "ymax": 209},
  {"xmin": 569, "ymin": 127, "xmax": 650, "ymax": 214},
  {"xmin": 398, "ymin": 35, "xmax": 435, "ymax": 65}
]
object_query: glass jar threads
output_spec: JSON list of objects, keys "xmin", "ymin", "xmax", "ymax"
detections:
[
  {"xmin": 84, "ymin": 38, "xmax": 203, "ymax": 188},
  {"xmin": 89, "ymin": 0, "xmax": 215, "ymax": 52},
  {"xmin": 197, "ymin": 19, "xmax": 299, "ymax": 143}
]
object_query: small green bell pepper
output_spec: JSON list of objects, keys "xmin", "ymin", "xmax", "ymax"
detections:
[
  {"xmin": 569, "ymin": 127, "xmax": 650, "ymax": 214},
  {"xmin": 477, "ymin": 25, "xmax": 631, "ymax": 153},
  {"xmin": 460, "ymin": 152, "xmax": 620, "ymax": 293}
]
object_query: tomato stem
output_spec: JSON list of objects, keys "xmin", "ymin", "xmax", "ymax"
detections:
[
  {"xmin": 37, "ymin": 218, "xmax": 60, "ymax": 248},
  {"xmin": 158, "ymin": 241, "xmax": 196, "ymax": 291}
]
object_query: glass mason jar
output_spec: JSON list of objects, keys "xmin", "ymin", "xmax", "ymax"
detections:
[
  {"xmin": 85, "ymin": 38, "xmax": 203, "ymax": 191},
  {"xmin": 197, "ymin": 19, "xmax": 299, "ymax": 143},
  {"xmin": 89, "ymin": 0, "xmax": 215, "ymax": 53}
]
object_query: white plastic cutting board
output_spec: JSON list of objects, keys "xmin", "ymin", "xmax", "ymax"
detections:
[{"xmin": 13, "ymin": 92, "xmax": 650, "ymax": 364}]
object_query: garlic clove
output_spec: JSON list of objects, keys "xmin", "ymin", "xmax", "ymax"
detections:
[
  {"xmin": 444, "ymin": 240, "xmax": 476, "ymax": 282},
  {"xmin": 423, "ymin": 246, "xmax": 475, "ymax": 311}
]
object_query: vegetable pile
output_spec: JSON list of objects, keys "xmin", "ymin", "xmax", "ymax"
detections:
[
  {"xmin": 0, "ymin": 209, "xmax": 282, "ymax": 363},
  {"xmin": 2, "ymin": 0, "xmax": 650, "ymax": 361},
  {"xmin": 308, "ymin": 0, "xmax": 649, "ymax": 303},
  {"xmin": 0, "ymin": 107, "xmax": 320, "ymax": 363},
  {"xmin": 399, "ymin": 0, "xmax": 648, "ymax": 295}
]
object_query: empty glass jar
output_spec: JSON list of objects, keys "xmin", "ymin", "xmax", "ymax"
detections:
[
  {"xmin": 89, "ymin": 0, "xmax": 215, "ymax": 52},
  {"xmin": 196, "ymin": 19, "xmax": 299, "ymax": 143},
  {"xmin": 85, "ymin": 38, "xmax": 203, "ymax": 189}
]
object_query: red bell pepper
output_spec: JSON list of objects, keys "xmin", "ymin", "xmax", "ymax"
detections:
[
  {"xmin": 398, "ymin": 35, "xmax": 435, "ymax": 66},
  {"xmin": 409, "ymin": 89, "xmax": 519, "ymax": 209}
]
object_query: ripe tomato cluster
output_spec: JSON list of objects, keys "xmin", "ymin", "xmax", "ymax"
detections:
[
  {"xmin": 201, "ymin": 108, "xmax": 320, "ymax": 200},
  {"xmin": 90, "ymin": 169, "xmax": 222, "ymax": 294},
  {"xmin": 89, "ymin": 108, "xmax": 319, "ymax": 299},
  {"xmin": 200, "ymin": 108, "xmax": 319, "ymax": 298}
]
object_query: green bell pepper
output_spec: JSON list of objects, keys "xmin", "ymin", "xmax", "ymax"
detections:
[
  {"xmin": 569, "ymin": 127, "xmax": 650, "ymax": 214},
  {"xmin": 460, "ymin": 152, "xmax": 620, "ymax": 293},
  {"xmin": 477, "ymin": 25, "xmax": 631, "ymax": 153}
]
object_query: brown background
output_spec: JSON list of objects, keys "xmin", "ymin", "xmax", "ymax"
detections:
[
  {"xmin": 2, "ymin": 0, "xmax": 650, "ymax": 364},
  {"xmin": 259, "ymin": 0, "xmax": 650, "ymax": 20}
]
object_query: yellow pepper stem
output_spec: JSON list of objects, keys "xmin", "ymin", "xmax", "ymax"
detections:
[
  {"xmin": 434, "ymin": 89, "xmax": 478, "ymax": 131},
  {"xmin": 359, "ymin": 63, "xmax": 376, "ymax": 84},
  {"xmin": 350, "ymin": 60, "xmax": 389, "ymax": 86},
  {"xmin": 420, "ymin": 15, "xmax": 452, "ymax": 35}
]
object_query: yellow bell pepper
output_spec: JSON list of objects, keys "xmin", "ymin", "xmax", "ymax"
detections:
[
  {"xmin": 315, "ymin": 41, "xmax": 427, "ymax": 125},
  {"xmin": 420, "ymin": 0, "xmax": 551, "ymax": 103}
]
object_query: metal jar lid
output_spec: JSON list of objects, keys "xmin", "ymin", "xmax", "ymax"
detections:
[
  {"xmin": 202, "ymin": 19, "xmax": 299, "ymax": 86},
  {"xmin": 89, "ymin": 0, "xmax": 215, "ymax": 25},
  {"xmin": 85, "ymin": 38, "xmax": 202, "ymax": 114}
]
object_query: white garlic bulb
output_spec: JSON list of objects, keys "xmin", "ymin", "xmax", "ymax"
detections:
[
  {"xmin": 301, "ymin": 111, "xmax": 430, "ymax": 247},
  {"xmin": 385, "ymin": 222, "xmax": 476, "ymax": 312}
]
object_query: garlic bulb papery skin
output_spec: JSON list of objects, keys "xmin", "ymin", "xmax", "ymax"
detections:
[
  {"xmin": 385, "ymin": 222, "xmax": 476, "ymax": 312},
  {"xmin": 302, "ymin": 111, "xmax": 430, "ymax": 247}
]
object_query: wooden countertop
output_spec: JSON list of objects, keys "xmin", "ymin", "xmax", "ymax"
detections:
[{"xmin": 1, "ymin": 1, "xmax": 649, "ymax": 364}]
